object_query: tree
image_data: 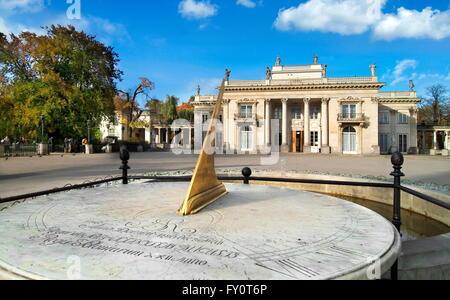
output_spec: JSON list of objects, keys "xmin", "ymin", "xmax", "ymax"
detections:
[
  {"xmin": 177, "ymin": 102, "xmax": 194, "ymax": 123},
  {"xmin": 419, "ymin": 84, "xmax": 449, "ymax": 124},
  {"xmin": 116, "ymin": 77, "xmax": 155, "ymax": 138},
  {"xmin": 161, "ymin": 95, "xmax": 179, "ymax": 124},
  {"xmin": 0, "ymin": 25, "xmax": 123, "ymax": 141}
]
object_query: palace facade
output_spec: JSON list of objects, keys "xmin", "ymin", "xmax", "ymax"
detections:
[{"xmin": 192, "ymin": 57, "xmax": 421, "ymax": 155}]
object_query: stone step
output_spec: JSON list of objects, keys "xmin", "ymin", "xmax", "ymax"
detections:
[{"xmin": 398, "ymin": 233, "xmax": 450, "ymax": 280}]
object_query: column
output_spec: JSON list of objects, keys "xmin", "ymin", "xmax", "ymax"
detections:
[
  {"xmin": 222, "ymin": 99, "xmax": 230, "ymax": 152},
  {"xmin": 446, "ymin": 131, "xmax": 449, "ymax": 150},
  {"xmin": 281, "ymin": 98, "xmax": 289, "ymax": 152},
  {"xmin": 421, "ymin": 130, "xmax": 426, "ymax": 152},
  {"xmin": 433, "ymin": 131, "xmax": 438, "ymax": 150},
  {"xmin": 252, "ymin": 124, "xmax": 258, "ymax": 154},
  {"xmin": 304, "ymin": 98, "xmax": 311, "ymax": 152},
  {"xmin": 157, "ymin": 128, "xmax": 161, "ymax": 144},
  {"xmin": 166, "ymin": 128, "xmax": 169, "ymax": 144},
  {"xmin": 359, "ymin": 123, "xmax": 364, "ymax": 155},
  {"xmin": 265, "ymin": 99, "xmax": 271, "ymax": 146},
  {"xmin": 409, "ymin": 108, "xmax": 418, "ymax": 154},
  {"xmin": 390, "ymin": 110, "xmax": 397, "ymax": 153},
  {"xmin": 321, "ymin": 98, "xmax": 330, "ymax": 153}
]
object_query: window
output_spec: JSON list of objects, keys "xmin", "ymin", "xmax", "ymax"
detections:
[
  {"xmin": 273, "ymin": 107, "xmax": 282, "ymax": 120},
  {"xmin": 240, "ymin": 126, "xmax": 253, "ymax": 151},
  {"xmin": 240, "ymin": 105, "xmax": 253, "ymax": 118},
  {"xmin": 398, "ymin": 113, "xmax": 408, "ymax": 124},
  {"xmin": 291, "ymin": 108, "xmax": 301, "ymax": 119},
  {"xmin": 311, "ymin": 107, "xmax": 319, "ymax": 119},
  {"xmin": 399, "ymin": 135, "xmax": 408, "ymax": 153},
  {"xmin": 342, "ymin": 104, "xmax": 357, "ymax": 119},
  {"xmin": 379, "ymin": 112, "xmax": 389, "ymax": 124},
  {"xmin": 202, "ymin": 114, "xmax": 209, "ymax": 124},
  {"xmin": 379, "ymin": 134, "xmax": 389, "ymax": 153},
  {"xmin": 310, "ymin": 131, "xmax": 319, "ymax": 147}
]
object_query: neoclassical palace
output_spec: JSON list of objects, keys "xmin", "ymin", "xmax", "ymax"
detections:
[{"xmin": 192, "ymin": 57, "xmax": 421, "ymax": 155}]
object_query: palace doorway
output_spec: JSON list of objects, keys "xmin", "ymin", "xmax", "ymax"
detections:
[
  {"xmin": 342, "ymin": 126, "xmax": 357, "ymax": 154},
  {"xmin": 291, "ymin": 131, "xmax": 304, "ymax": 153}
]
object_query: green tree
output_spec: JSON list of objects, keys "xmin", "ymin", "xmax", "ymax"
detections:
[
  {"xmin": 178, "ymin": 109, "xmax": 194, "ymax": 123},
  {"xmin": 161, "ymin": 95, "xmax": 179, "ymax": 124},
  {"xmin": 0, "ymin": 25, "xmax": 122, "ymax": 141}
]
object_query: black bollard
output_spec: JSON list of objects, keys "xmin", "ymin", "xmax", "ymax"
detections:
[
  {"xmin": 120, "ymin": 146, "xmax": 130, "ymax": 185},
  {"xmin": 390, "ymin": 151, "xmax": 405, "ymax": 281},
  {"xmin": 242, "ymin": 167, "xmax": 252, "ymax": 185}
]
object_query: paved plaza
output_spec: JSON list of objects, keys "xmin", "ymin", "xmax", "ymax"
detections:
[{"xmin": 0, "ymin": 152, "xmax": 449, "ymax": 198}]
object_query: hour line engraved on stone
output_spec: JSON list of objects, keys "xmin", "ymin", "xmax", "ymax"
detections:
[
  {"xmin": 255, "ymin": 259, "xmax": 319, "ymax": 279},
  {"xmin": 330, "ymin": 245, "xmax": 367, "ymax": 258},
  {"xmin": 279, "ymin": 259, "xmax": 320, "ymax": 277}
]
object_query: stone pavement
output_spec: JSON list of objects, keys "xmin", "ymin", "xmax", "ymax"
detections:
[{"xmin": 0, "ymin": 152, "xmax": 449, "ymax": 198}]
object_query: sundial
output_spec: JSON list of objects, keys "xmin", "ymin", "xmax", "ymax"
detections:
[
  {"xmin": 0, "ymin": 182, "xmax": 400, "ymax": 280},
  {"xmin": 0, "ymin": 73, "xmax": 400, "ymax": 280}
]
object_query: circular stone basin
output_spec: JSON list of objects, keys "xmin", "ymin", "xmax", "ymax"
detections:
[{"xmin": 0, "ymin": 182, "xmax": 400, "ymax": 280}]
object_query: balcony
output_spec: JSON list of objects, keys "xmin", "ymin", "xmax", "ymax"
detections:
[
  {"xmin": 338, "ymin": 113, "xmax": 365, "ymax": 122},
  {"xmin": 234, "ymin": 113, "xmax": 257, "ymax": 122}
]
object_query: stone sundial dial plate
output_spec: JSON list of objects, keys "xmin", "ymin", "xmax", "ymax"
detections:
[{"xmin": 0, "ymin": 182, "xmax": 400, "ymax": 280}]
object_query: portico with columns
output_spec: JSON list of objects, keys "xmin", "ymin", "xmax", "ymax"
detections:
[{"xmin": 192, "ymin": 56, "xmax": 420, "ymax": 155}]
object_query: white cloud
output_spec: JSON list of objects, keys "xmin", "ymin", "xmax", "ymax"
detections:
[
  {"xmin": 0, "ymin": 0, "xmax": 43, "ymax": 13},
  {"xmin": 391, "ymin": 59, "xmax": 417, "ymax": 85},
  {"xmin": 274, "ymin": 0, "xmax": 386, "ymax": 35},
  {"xmin": 274, "ymin": 1, "xmax": 450, "ymax": 41},
  {"xmin": 0, "ymin": 13, "xmax": 129, "ymax": 46},
  {"xmin": 236, "ymin": 0, "xmax": 257, "ymax": 8},
  {"xmin": 0, "ymin": 16, "xmax": 45, "ymax": 35},
  {"xmin": 373, "ymin": 7, "xmax": 450, "ymax": 41},
  {"xmin": 178, "ymin": 0, "xmax": 218, "ymax": 20}
]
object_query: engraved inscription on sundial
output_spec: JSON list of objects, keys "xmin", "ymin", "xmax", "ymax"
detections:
[{"xmin": 0, "ymin": 183, "xmax": 400, "ymax": 280}]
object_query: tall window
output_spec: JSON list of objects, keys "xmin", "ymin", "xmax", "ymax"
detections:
[
  {"xmin": 311, "ymin": 107, "xmax": 319, "ymax": 119},
  {"xmin": 291, "ymin": 108, "xmax": 301, "ymax": 119},
  {"xmin": 342, "ymin": 104, "xmax": 357, "ymax": 119},
  {"xmin": 273, "ymin": 107, "xmax": 282, "ymax": 120},
  {"xmin": 399, "ymin": 135, "xmax": 408, "ymax": 153},
  {"xmin": 398, "ymin": 113, "xmax": 408, "ymax": 124},
  {"xmin": 240, "ymin": 105, "xmax": 253, "ymax": 118},
  {"xmin": 202, "ymin": 114, "xmax": 209, "ymax": 124},
  {"xmin": 379, "ymin": 112, "xmax": 389, "ymax": 124},
  {"xmin": 379, "ymin": 134, "xmax": 389, "ymax": 153}
]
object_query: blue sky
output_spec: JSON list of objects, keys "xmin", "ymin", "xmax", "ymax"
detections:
[{"xmin": 1, "ymin": 0, "xmax": 450, "ymax": 104}]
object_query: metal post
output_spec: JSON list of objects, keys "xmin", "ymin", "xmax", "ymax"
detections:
[
  {"xmin": 40, "ymin": 115, "xmax": 45, "ymax": 144},
  {"xmin": 120, "ymin": 146, "xmax": 130, "ymax": 185},
  {"xmin": 390, "ymin": 152, "xmax": 405, "ymax": 281},
  {"xmin": 242, "ymin": 167, "xmax": 252, "ymax": 184},
  {"xmin": 87, "ymin": 120, "xmax": 91, "ymax": 144}
]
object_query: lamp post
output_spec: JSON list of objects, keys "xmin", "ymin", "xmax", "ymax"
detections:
[
  {"xmin": 40, "ymin": 114, "xmax": 45, "ymax": 144},
  {"xmin": 87, "ymin": 119, "xmax": 91, "ymax": 144}
]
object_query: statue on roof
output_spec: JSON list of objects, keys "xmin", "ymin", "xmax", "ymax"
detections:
[
  {"xmin": 369, "ymin": 63, "xmax": 377, "ymax": 77},
  {"xmin": 266, "ymin": 67, "xmax": 272, "ymax": 80},
  {"xmin": 275, "ymin": 56, "xmax": 281, "ymax": 66},
  {"xmin": 322, "ymin": 64, "xmax": 328, "ymax": 78},
  {"xmin": 313, "ymin": 54, "xmax": 318, "ymax": 64},
  {"xmin": 409, "ymin": 80, "xmax": 415, "ymax": 91},
  {"xmin": 225, "ymin": 69, "xmax": 231, "ymax": 81}
]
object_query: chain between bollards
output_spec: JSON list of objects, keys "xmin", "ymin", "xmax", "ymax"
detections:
[
  {"xmin": 390, "ymin": 151, "xmax": 405, "ymax": 281},
  {"xmin": 242, "ymin": 167, "xmax": 252, "ymax": 184},
  {"xmin": 120, "ymin": 146, "xmax": 130, "ymax": 185}
]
